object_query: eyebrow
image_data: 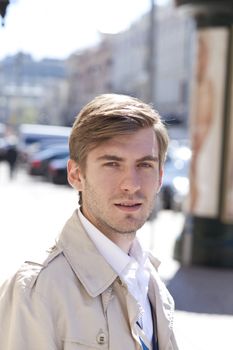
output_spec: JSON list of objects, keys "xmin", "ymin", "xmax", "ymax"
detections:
[
  {"xmin": 137, "ymin": 155, "xmax": 159, "ymax": 163},
  {"xmin": 97, "ymin": 155, "xmax": 123, "ymax": 162},
  {"xmin": 97, "ymin": 154, "xmax": 159, "ymax": 163}
]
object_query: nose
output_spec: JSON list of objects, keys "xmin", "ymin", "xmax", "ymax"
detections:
[{"xmin": 119, "ymin": 167, "xmax": 141, "ymax": 193}]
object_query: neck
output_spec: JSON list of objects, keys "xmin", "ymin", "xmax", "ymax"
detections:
[
  {"xmin": 104, "ymin": 231, "xmax": 136, "ymax": 254},
  {"xmin": 79, "ymin": 207, "xmax": 136, "ymax": 254}
]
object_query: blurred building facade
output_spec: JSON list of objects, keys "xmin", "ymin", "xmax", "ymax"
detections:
[
  {"xmin": 0, "ymin": 3, "xmax": 194, "ymax": 138},
  {"xmin": 0, "ymin": 53, "xmax": 68, "ymax": 126},
  {"xmin": 64, "ymin": 3, "xmax": 194, "ymax": 135},
  {"xmin": 64, "ymin": 39, "xmax": 113, "ymax": 125}
]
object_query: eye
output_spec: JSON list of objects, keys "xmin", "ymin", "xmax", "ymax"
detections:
[
  {"xmin": 138, "ymin": 162, "xmax": 154, "ymax": 168},
  {"xmin": 104, "ymin": 162, "xmax": 119, "ymax": 167}
]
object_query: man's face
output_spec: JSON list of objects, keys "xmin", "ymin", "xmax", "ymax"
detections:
[{"xmin": 68, "ymin": 127, "xmax": 163, "ymax": 238}]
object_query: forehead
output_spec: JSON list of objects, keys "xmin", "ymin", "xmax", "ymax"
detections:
[{"xmin": 88, "ymin": 128, "xmax": 159, "ymax": 160}]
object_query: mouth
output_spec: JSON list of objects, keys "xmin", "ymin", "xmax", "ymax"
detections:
[{"xmin": 114, "ymin": 202, "xmax": 142, "ymax": 212}]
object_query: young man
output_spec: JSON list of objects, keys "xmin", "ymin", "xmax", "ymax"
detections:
[{"xmin": 0, "ymin": 94, "xmax": 179, "ymax": 349}]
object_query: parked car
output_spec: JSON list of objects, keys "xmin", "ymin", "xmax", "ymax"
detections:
[
  {"xmin": 18, "ymin": 124, "xmax": 71, "ymax": 163},
  {"xmin": 47, "ymin": 156, "xmax": 69, "ymax": 185},
  {"xmin": 159, "ymin": 145, "xmax": 191, "ymax": 211},
  {"xmin": 28, "ymin": 144, "xmax": 69, "ymax": 177}
]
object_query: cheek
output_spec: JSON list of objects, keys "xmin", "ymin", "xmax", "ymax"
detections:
[
  {"xmin": 102, "ymin": 178, "xmax": 118, "ymax": 194},
  {"xmin": 143, "ymin": 172, "xmax": 162, "ymax": 193},
  {"xmin": 86, "ymin": 171, "xmax": 116, "ymax": 194}
]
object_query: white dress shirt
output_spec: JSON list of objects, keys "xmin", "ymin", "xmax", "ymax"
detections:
[{"xmin": 78, "ymin": 209, "xmax": 153, "ymax": 343}]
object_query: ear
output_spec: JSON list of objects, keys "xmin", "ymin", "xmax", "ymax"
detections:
[
  {"xmin": 157, "ymin": 167, "xmax": 164, "ymax": 194},
  {"xmin": 67, "ymin": 159, "xmax": 84, "ymax": 191}
]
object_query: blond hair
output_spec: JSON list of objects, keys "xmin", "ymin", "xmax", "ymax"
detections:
[{"xmin": 69, "ymin": 93, "xmax": 169, "ymax": 170}]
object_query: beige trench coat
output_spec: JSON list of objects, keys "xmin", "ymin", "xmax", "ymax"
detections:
[{"xmin": 0, "ymin": 210, "xmax": 179, "ymax": 350}]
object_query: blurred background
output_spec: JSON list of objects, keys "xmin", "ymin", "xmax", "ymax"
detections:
[
  {"xmin": 0, "ymin": 0, "xmax": 233, "ymax": 349},
  {"xmin": 0, "ymin": 0, "xmax": 191, "ymax": 131},
  {"xmin": 0, "ymin": 0, "xmax": 193, "ymax": 217}
]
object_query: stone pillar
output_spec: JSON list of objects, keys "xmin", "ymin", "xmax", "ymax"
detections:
[{"xmin": 174, "ymin": 0, "xmax": 233, "ymax": 267}]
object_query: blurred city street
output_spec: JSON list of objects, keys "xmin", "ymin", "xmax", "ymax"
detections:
[{"xmin": 0, "ymin": 162, "xmax": 233, "ymax": 349}]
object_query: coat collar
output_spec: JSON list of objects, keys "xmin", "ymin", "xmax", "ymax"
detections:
[{"xmin": 57, "ymin": 210, "xmax": 118, "ymax": 298}]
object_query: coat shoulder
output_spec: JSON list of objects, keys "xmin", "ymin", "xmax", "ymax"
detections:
[{"xmin": 0, "ymin": 245, "xmax": 63, "ymax": 297}]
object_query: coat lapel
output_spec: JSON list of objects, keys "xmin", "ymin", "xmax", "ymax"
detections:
[
  {"xmin": 148, "ymin": 258, "xmax": 175, "ymax": 350},
  {"xmin": 57, "ymin": 210, "xmax": 118, "ymax": 297}
]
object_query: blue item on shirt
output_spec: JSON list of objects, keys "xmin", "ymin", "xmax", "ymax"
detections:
[{"xmin": 137, "ymin": 321, "xmax": 159, "ymax": 350}]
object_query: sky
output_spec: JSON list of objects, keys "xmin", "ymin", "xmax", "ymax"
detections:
[{"xmin": 0, "ymin": 0, "xmax": 170, "ymax": 61}]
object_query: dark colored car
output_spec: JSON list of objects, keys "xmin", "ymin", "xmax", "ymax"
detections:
[
  {"xmin": 28, "ymin": 144, "xmax": 69, "ymax": 177},
  {"xmin": 18, "ymin": 123, "xmax": 71, "ymax": 163},
  {"xmin": 48, "ymin": 156, "xmax": 69, "ymax": 185},
  {"xmin": 159, "ymin": 145, "xmax": 191, "ymax": 211}
]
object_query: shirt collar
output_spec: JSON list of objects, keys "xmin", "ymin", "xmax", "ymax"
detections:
[
  {"xmin": 78, "ymin": 208, "xmax": 149, "ymax": 272},
  {"xmin": 78, "ymin": 208, "xmax": 131, "ymax": 275}
]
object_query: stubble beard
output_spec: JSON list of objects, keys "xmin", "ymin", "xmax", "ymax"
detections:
[{"xmin": 82, "ymin": 179, "xmax": 156, "ymax": 236}]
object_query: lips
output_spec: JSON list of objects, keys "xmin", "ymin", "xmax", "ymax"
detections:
[
  {"xmin": 115, "ymin": 203, "xmax": 141, "ymax": 207},
  {"xmin": 114, "ymin": 202, "xmax": 142, "ymax": 211}
]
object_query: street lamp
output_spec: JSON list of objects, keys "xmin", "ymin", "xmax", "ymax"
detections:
[{"xmin": 0, "ymin": 0, "xmax": 10, "ymax": 26}]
